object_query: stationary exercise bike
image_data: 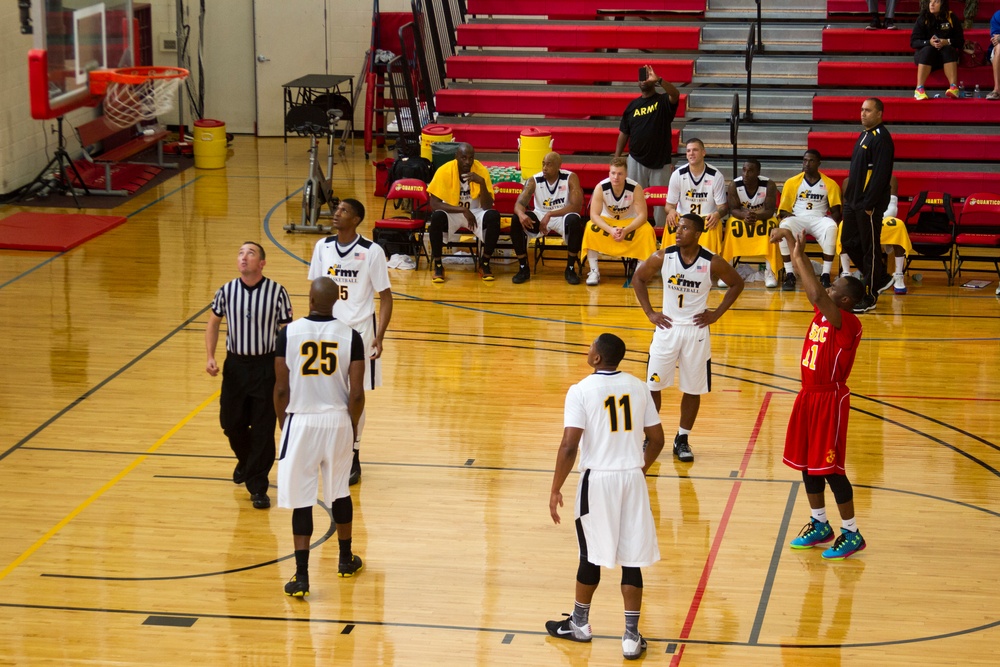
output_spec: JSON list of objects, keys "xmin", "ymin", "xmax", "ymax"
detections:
[{"xmin": 284, "ymin": 105, "xmax": 342, "ymax": 233}]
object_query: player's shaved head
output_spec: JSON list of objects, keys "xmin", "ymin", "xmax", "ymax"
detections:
[
  {"xmin": 543, "ymin": 152, "xmax": 561, "ymax": 167},
  {"xmin": 309, "ymin": 277, "xmax": 339, "ymax": 316},
  {"xmin": 594, "ymin": 333, "xmax": 627, "ymax": 368}
]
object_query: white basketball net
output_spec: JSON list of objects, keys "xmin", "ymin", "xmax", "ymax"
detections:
[{"xmin": 102, "ymin": 77, "xmax": 184, "ymax": 129}]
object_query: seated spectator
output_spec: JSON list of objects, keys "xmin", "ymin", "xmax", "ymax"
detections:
[
  {"xmin": 426, "ymin": 143, "xmax": 500, "ymax": 283},
  {"xmin": 912, "ymin": 0, "xmax": 964, "ymax": 100},
  {"xmin": 580, "ymin": 157, "xmax": 658, "ymax": 286},
  {"xmin": 838, "ymin": 176, "xmax": 913, "ymax": 294},
  {"xmin": 988, "ymin": 10, "xmax": 1000, "ymax": 100},
  {"xmin": 774, "ymin": 150, "xmax": 842, "ymax": 290},
  {"xmin": 867, "ymin": 0, "xmax": 899, "ymax": 30},
  {"xmin": 665, "ymin": 138, "xmax": 728, "ymax": 255},
  {"xmin": 510, "ymin": 152, "xmax": 585, "ymax": 285},
  {"xmin": 720, "ymin": 158, "xmax": 781, "ymax": 288}
]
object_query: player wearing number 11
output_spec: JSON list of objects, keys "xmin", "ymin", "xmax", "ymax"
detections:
[
  {"xmin": 632, "ymin": 213, "xmax": 744, "ymax": 463},
  {"xmin": 769, "ymin": 228, "xmax": 868, "ymax": 560},
  {"xmin": 308, "ymin": 199, "xmax": 393, "ymax": 485},
  {"xmin": 546, "ymin": 333, "xmax": 664, "ymax": 660}
]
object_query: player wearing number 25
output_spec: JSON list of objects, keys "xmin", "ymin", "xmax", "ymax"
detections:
[
  {"xmin": 274, "ymin": 278, "xmax": 366, "ymax": 598},
  {"xmin": 631, "ymin": 213, "xmax": 744, "ymax": 463},
  {"xmin": 308, "ymin": 199, "xmax": 393, "ymax": 486}
]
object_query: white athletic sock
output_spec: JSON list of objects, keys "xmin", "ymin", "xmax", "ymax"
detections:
[
  {"xmin": 677, "ymin": 427, "xmax": 691, "ymax": 436},
  {"xmin": 811, "ymin": 507, "xmax": 828, "ymax": 524},
  {"xmin": 783, "ymin": 261, "xmax": 793, "ymax": 274},
  {"xmin": 840, "ymin": 254, "xmax": 851, "ymax": 274},
  {"xmin": 842, "ymin": 517, "xmax": 858, "ymax": 532},
  {"xmin": 587, "ymin": 250, "xmax": 599, "ymax": 272},
  {"xmin": 894, "ymin": 255, "xmax": 905, "ymax": 274},
  {"xmin": 822, "ymin": 260, "xmax": 833, "ymax": 275}
]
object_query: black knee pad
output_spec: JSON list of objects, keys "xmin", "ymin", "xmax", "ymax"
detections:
[
  {"xmin": 825, "ymin": 474, "xmax": 854, "ymax": 505},
  {"xmin": 331, "ymin": 496, "xmax": 353, "ymax": 525},
  {"xmin": 291, "ymin": 506, "xmax": 314, "ymax": 536},
  {"xmin": 620, "ymin": 566, "xmax": 643, "ymax": 589},
  {"xmin": 429, "ymin": 210, "xmax": 448, "ymax": 233},
  {"xmin": 577, "ymin": 558, "xmax": 601, "ymax": 586},
  {"xmin": 565, "ymin": 213, "xmax": 583, "ymax": 252},
  {"xmin": 802, "ymin": 470, "xmax": 826, "ymax": 495}
]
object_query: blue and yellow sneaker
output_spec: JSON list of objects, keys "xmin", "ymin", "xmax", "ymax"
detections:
[
  {"xmin": 789, "ymin": 517, "xmax": 834, "ymax": 549},
  {"xmin": 822, "ymin": 529, "xmax": 866, "ymax": 560}
]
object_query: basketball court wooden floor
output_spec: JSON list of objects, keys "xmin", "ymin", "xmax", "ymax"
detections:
[{"xmin": 1, "ymin": 137, "xmax": 998, "ymax": 665}]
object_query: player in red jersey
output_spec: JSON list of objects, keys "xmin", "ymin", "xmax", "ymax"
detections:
[{"xmin": 770, "ymin": 228, "xmax": 868, "ymax": 560}]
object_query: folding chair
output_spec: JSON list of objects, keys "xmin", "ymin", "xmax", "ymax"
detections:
[
  {"xmin": 954, "ymin": 192, "xmax": 1000, "ymax": 283},
  {"xmin": 904, "ymin": 191, "xmax": 957, "ymax": 284},
  {"xmin": 373, "ymin": 178, "xmax": 431, "ymax": 268}
]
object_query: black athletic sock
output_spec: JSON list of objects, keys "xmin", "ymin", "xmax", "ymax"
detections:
[
  {"xmin": 625, "ymin": 610, "xmax": 640, "ymax": 635},
  {"xmin": 339, "ymin": 538, "xmax": 353, "ymax": 563},
  {"xmin": 294, "ymin": 549, "xmax": 309, "ymax": 577},
  {"xmin": 518, "ymin": 257, "xmax": 528, "ymax": 270}
]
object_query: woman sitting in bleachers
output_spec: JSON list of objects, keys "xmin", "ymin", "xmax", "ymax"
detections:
[{"xmin": 911, "ymin": 0, "xmax": 964, "ymax": 100}]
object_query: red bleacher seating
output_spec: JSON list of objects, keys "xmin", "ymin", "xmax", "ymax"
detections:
[
  {"xmin": 813, "ymin": 96, "xmax": 1000, "ymax": 124},
  {"xmin": 447, "ymin": 124, "xmax": 679, "ymax": 155},
  {"xmin": 446, "ymin": 56, "xmax": 693, "ymax": 85},
  {"xmin": 808, "ymin": 131, "xmax": 1000, "ymax": 162},
  {"xmin": 456, "ymin": 24, "xmax": 701, "ymax": 51},
  {"xmin": 827, "ymin": 0, "xmax": 1000, "ymax": 22},
  {"xmin": 822, "ymin": 28, "xmax": 989, "ymax": 53},
  {"xmin": 437, "ymin": 89, "xmax": 686, "ymax": 119},
  {"xmin": 466, "ymin": 0, "xmax": 706, "ymax": 19},
  {"xmin": 818, "ymin": 62, "xmax": 993, "ymax": 90}
]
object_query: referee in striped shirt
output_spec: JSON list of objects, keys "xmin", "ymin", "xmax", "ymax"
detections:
[{"xmin": 206, "ymin": 242, "xmax": 293, "ymax": 509}]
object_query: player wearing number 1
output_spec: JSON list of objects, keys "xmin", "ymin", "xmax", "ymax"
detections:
[
  {"xmin": 308, "ymin": 199, "xmax": 393, "ymax": 485},
  {"xmin": 632, "ymin": 214, "xmax": 744, "ymax": 462},
  {"xmin": 275, "ymin": 278, "xmax": 366, "ymax": 598},
  {"xmin": 546, "ymin": 333, "xmax": 665, "ymax": 660},
  {"xmin": 769, "ymin": 228, "xmax": 868, "ymax": 560}
]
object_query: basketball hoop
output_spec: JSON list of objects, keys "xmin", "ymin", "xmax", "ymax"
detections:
[{"xmin": 89, "ymin": 66, "xmax": 189, "ymax": 129}]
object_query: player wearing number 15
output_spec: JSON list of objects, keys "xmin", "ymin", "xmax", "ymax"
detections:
[
  {"xmin": 274, "ymin": 278, "xmax": 366, "ymax": 598},
  {"xmin": 308, "ymin": 199, "xmax": 393, "ymax": 485},
  {"xmin": 769, "ymin": 228, "xmax": 868, "ymax": 560},
  {"xmin": 632, "ymin": 214, "xmax": 744, "ymax": 463},
  {"xmin": 546, "ymin": 333, "xmax": 665, "ymax": 660}
]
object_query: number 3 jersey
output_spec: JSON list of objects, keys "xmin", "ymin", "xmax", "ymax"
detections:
[
  {"xmin": 308, "ymin": 235, "xmax": 391, "ymax": 329},
  {"xmin": 276, "ymin": 315, "xmax": 365, "ymax": 414},
  {"xmin": 564, "ymin": 370, "xmax": 660, "ymax": 471},
  {"xmin": 660, "ymin": 245, "xmax": 714, "ymax": 326},
  {"xmin": 800, "ymin": 307, "xmax": 862, "ymax": 388}
]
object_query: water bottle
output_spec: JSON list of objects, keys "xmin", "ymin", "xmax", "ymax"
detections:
[
  {"xmin": 974, "ymin": 84, "xmax": 981, "ymax": 99},
  {"xmin": 959, "ymin": 81, "xmax": 965, "ymax": 98}
]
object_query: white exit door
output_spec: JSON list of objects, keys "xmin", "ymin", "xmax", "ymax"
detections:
[{"xmin": 253, "ymin": 0, "xmax": 328, "ymax": 136}]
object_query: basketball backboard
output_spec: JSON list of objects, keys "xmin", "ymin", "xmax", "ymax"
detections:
[{"xmin": 29, "ymin": 0, "xmax": 134, "ymax": 119}]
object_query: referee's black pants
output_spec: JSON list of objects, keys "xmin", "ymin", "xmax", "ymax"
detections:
[
  {"xmin": 841, "ymin": 202, "xmax": 890, "ymax": 300},
  {"xmin": 220, "ymin": 354, "xmax": 277, "ymax": 496}
]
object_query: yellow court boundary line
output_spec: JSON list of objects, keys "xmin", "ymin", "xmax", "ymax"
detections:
[{"xmin": 0, "ymin": 391, "xmax": 220, "ymax": 583}]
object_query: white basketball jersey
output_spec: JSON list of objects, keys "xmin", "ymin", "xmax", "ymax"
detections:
[
  {"xmin": 564, "ymin": 370, "xmax": 660, "ymax": 471},
  {"xmin": 791, "ymin": 176, "xmax": 832, "ymax": 218},
  {"xmin": 279, "ymin": 316, "xmax": 362, "ymax": 414},
  {"xmin": 660, "ymin": 246, "xmax": 715, "ymax": 326},
  {"xmin": 532, "ymin": 169, "xmax": 572, "ymax": 213},
  {"xmin": 308, "ymin": 235, "xmax": 391, "ymax": 329},
  {"xmin": 733, "ymin": 176, "xmax": 769, "ymax": 213},
  {"xmin": 597, "ymin": 177, "xmax": 639, "ymax": 220},
  {"xmin": 667, "ymin": 163, "xmax": 727, "ymax": 216}
]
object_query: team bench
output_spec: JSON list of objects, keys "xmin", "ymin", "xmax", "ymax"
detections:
[{"xmin": 75, "ymin": 116, "xmax": 177, "ymax": 196}]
